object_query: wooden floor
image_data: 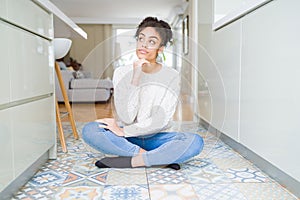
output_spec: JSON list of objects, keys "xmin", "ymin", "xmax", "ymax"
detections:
[{"xmin": 58, "ymin": 95, "xmax": 194, "ymax": 122}]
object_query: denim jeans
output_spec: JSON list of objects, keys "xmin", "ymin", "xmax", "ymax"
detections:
[{"xmin": 82, "ymin": 122, "xmax": 204, "ymax": 166}]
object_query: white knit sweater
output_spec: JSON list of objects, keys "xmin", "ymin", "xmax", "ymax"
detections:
[{"xmin": 112, "ymin": 64, "xmax": 180, "ymax": 137}]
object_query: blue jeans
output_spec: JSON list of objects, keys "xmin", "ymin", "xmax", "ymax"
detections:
[{"xmin": 82, "ymin": 122, "xmax": 204, "ymax": 167}]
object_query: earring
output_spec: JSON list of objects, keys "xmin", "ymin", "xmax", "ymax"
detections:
[
  {"xmin": 158, "ymin": 52, "xmax": 166, "ymax": 62},
  {"xmin": 161, "ymin": 52, "xmax": 166, "ymax": 61},
  {"xmin": 156, "ymin": 53, "xmax": 164, "ymax": 63}
]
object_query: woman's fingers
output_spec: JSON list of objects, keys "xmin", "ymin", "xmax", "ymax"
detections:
[
  {"xmin": 134, "ymin": 58, "xmax": 149, "ymax": 68},
  {"xmin": 95, "ymin": 119, "xmax": 106, "ymax": 124},
  {"xmin": 97, "ymin": 118, "xmax": 116, "ymax": 128},
  {"xmin": 99, "ymin": 124, "xmax": 108, "ymax": 129},
  {"xmin": 98, "ymin": 121, "xmax": 124, "ymax": 137},
  {"xmin": 95, "ymin": 118, "xmax": 113, "ymax": 124},
  {"xmin": 139, "ymin": 58, "xmax": 150, "ymax": 66}
]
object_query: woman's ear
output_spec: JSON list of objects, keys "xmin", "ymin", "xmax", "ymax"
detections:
[{"xmin": 158, "ymin": 46, "xmax": 165, "ymax": 54}]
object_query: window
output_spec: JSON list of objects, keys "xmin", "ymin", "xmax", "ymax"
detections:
[{"xmin": 114, "ymin": 28, "xmax": 137, "ymax": 68}]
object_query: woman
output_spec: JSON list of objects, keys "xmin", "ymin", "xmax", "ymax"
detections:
[{"xmin": 82, "ymin": 17, "xmax": 204, "ymax": 169}]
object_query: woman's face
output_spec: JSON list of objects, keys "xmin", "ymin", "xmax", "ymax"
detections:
[{"xmin": 136, "ymin": 27, "xmax": 164, "ymax": 63}]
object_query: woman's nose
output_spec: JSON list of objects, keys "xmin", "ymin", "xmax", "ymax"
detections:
[{"xmin": 141, "ymin": 42, "xmax": 147, "ymax": 48}]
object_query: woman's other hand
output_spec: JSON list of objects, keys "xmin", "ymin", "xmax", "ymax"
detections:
[{"xmin": 95, "ymin": 118, "xmax": 125, "ymax": 137}]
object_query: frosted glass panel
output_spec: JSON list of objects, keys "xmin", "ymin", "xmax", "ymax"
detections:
[
  {"xmin": 0, "ymin": 21, "xmax": 10, "ymax": 104},
  {"xmin": 12, "ymin": 97, "xmax": 55, "ymax": 177},
  {"xmin": 213, "ymin": 0, "xmax": 272, "ymax": 30},
  {"xmin": 0, "ymin": 109, "xmax": 13, "ymax": 191},
  {"xmin": 7, "ymin": 24, "xmax": 53, "ymax": 101},
  {"xmin": 6, "ymin": 0, "xmax": 53, "ymax": 38},
  {"xmin": 214, "ymin": 0, "xmax": 245, "ymax": 22},
  {"xmin": 0, "ymin": 0, "xmax": 7, "ymax": 19}
]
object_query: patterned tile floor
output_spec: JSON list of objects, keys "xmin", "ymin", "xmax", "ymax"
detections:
[{"xmin": 12, "ymin": 122, "xmax": 298, "ymax": 200}]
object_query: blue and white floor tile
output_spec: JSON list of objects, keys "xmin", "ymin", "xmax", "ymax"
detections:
[
  {"xmin": 193, "ymin": 184, "xmax": 247, "ymax": 200},
  {"xmin": 149, "ymin": 184, "xmax": 198, "ymax": 200},
  {"xmin": 29, "ymin": 171, "xmax": 66, "ymax": 187},
  {"xmin": 13, "ymin": 185, "xmax": 59, "ymax": 200},
  {"xmin": 106, "ymin": 169, "xmax": 147, "ymax": 185},
  {"xmin": 55, "ymin": 186, "xmax": 103, "ymax": 200},
  {"xmin": 102, "ymin": 185, "xmax": 149, "ymax": 200},
  {"xmin": 225, "ymin": 168, "xmax": 270, "ymax": 183},
  {"xmin": 11, "ymin": 122, "xmax": 298, "ymax": 200},
  {"xmin": 147, "ymin": 168, "xmax": 189, "ymax": 185},
  {"xmin": 212, "ymin": 157, "xmax": 271, "ymax": 183},
  {"xmin": 235, "ymin": 182, "xmax": 297, "ymax": 200}
]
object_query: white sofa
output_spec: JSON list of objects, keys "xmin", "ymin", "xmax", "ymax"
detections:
[{"xmin": 55, "ymin": 70, "xmax": 113, "ymax": 103}]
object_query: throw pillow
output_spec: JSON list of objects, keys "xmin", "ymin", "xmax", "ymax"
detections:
[{"xmin": 73, "ymin": 71, "xmax": 85, "ymax": 79}]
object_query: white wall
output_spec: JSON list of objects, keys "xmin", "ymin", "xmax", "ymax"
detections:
[
  {"xmin": 239, "ymin": 0, "xmax": 300, "ymax": 181},
  {"xmin": 197, "ymin": 0, "xmax": 300, "ymax": 182}
]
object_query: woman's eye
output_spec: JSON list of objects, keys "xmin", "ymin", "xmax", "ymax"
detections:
[
  {"xmin": 138, "ymin": 37, "xmax": 144, "ymax": 42},
  {"xmin": 149, "ymin": 40, "xmax": 156, "ymax": 45}
]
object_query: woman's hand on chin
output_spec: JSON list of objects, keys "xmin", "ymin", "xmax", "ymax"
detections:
[
  {"xmin": 134, "ymin": 58, "xmax": 149, "ymax": 68},
  {"xmin": 131, "ymin": 58, "xmax": 149, "ymax": 85}
]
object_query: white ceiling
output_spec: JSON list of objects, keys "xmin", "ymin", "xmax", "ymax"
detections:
[{"xmin": 51, "ymin": 0, "xmax": 187, "ymax": 25}]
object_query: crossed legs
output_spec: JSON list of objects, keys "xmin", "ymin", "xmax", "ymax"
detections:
[{"xmin": 82, "ymin": 122, "xmax": 204, "ymax": 168}]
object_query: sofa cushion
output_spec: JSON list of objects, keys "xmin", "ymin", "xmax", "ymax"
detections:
[
  {"xmin": 72, "ymin": 71, "xmax": 92, "ymax": 79},
  {"xmin": 70, "ymin": 79, "xmax": 113, "ymax": 89},
  {"xmin": 68, "ymin": 88, "xmax": 111, "ymax": 102}
]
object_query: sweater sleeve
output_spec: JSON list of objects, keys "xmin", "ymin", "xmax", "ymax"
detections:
[
  {"xmin": 123, "ymin": 74, "xmax": 180, "ymax": 137},
  {"xmin": 113, "ymin": 66, "xmax": 140, "ymax": 124}
]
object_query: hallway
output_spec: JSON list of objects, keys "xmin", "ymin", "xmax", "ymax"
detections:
[{"xmin": 1, "ymin": 0, "xmax": 299, "ymax": 199}]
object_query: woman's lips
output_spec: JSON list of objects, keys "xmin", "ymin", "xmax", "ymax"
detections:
[{"xmin": 138, "ymin": 49, "xmax": 148, "ymax": 54}]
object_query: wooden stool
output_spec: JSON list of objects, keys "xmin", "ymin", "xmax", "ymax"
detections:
[{"xmin": 55, "ymin": 62, "xmax": 79, "ymax": 152}]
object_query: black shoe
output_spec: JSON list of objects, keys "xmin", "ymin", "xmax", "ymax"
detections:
[
  {"xmin": 95, "ymin": 160, "xmax": 110, "ymax": 168},
  {"xmin": 166, "ymin": 163, "xmax": 180, "ymax": 170},
  {"xmin": 95, "ymin": 157, "xmax": 132, "ymax": 168}
]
